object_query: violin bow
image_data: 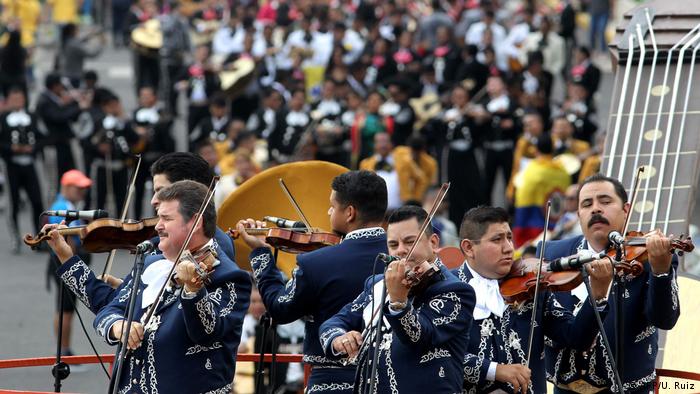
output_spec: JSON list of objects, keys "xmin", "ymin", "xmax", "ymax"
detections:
[
  {"xmin": 404, "ymin": 182, "xmax": 450, "ymax": 263},
  {"xmin": 141, "ymin": 176, "xmax": 219, "ymax": 330},
  {"xmin": 349, "ymin": 182, "xmax": 450, "ymax": 365},
  {"xmin": 622, "ymin": 166, "xmax": 644, "ymax": 237},
  {"xmin": 102, "ymin": 154, "xmax": 143, "ymax": 278},
  {"xmin": 278, "ymin": 178, "xmax": 314, "ymax": 232},
  {"xmin": 526, "ymin": 200, "xmax": 551, "ymax": 368}
]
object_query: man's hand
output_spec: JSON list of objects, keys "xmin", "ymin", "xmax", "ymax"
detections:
[
  {"xmin": 110, "ymin": 320, "xmax": 144, "ymax": 350},
  {"xmin": 586, "ymin": 259, "xmax": 613, "ymax": 301},
  {"xmin": 176, "ymin": 260, "xmax": 207, "ymax": 293},
  {"xmin": 42, "ymin": 221, "xmax": 74, "ymax": 263},
  {"xmin": 386, "ymin": 260, "xmax": 410, "ymax": 305},
  {"xmin": 235, "ymin": 218, "xmax": 271, "ymax": 250},
  {"xmin": 98, "ymin": 274, "xmax": 123, "ymax": 289},
  {"xmin": 331, "ymin": 331, "xmax": 363, "ymax": 358},
  {"xmin": 495, "ymin": 364, "xmax": 531, "ymax": 394},
  {"xmin": 645, "ymin": 230, "xmax": 672, "ymax": 275}
]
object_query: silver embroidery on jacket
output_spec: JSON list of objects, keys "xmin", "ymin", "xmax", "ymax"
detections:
[
  {"xmin": 60, "ymin": 261, "xmax": 92, "ymax": 309},
  {"xmin": 251, "ymin": 253, "xmax": 271, "ymax": 281}
]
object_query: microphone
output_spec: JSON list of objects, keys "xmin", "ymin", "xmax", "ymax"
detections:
[
  {"xmin": 549, "ymin": 250, "xmax": 602, "ymax": 272},
  {"xmin": 378, "ymin": 253, "xmax": 400, "ymax": 265},
  {"xmin": 263, "ymin": 216, "xmax": 307, "ymax": 229},
  {"xmin": 136, "ymin": 240, "xmax": 154, "ymax": 254},
  {"xmin": 43, "ymin": 209, "xmax": 110, "ymax": 221},
  {"xmin": 608, "ymin": 231, "xmax": 625, "ymax": 247}
]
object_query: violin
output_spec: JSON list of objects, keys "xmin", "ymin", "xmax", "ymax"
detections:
[
  {"xmin": 174, "ymin": 242, "xmax": 218, "ymax": 287},
  {"xmin": 499, "ymin": 258, "xmax": 582, "ymax": 304},
  {"xmin": 499, "ymin": 231, "xmax": 695, "ymax": 304},
  {"xmin": 24, "ymin": 217, "xmax": 159, "ymax": 254},
  {"xmin": 607, "ymin": 230, "xmax": 694, "ymax": 276},
  {"xmin": 228, "ymin": 226, "xmax": 340, "ymax": 254},
  {"xmin": 404, "ymin": 258, "xmax": 443, "ymax": 296}
]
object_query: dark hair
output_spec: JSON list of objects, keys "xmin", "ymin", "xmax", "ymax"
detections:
[
  {"xmin": 459, "ymin": 206, "xmax": 510, "ymax": 240},
  {"xmin": 6, "ymin": 85, "xmax": 25, "ymax": 97},
  {"xmin": 536, "ymin": 133, "xmax": 553, "ymax": 155},
  {"xmin": 83, "ymin": 70, "xmax": 98, "ymax": 82},
  {"xmin": 387, "ymin": 205, "xmax": 432, "ymax": 235},
  {"xmin": 234, "ymin": 130, "xmax": 256, "ymax": 146},
  {"xmin": 577, "ymin": 173, "xmax": 628, "ymax": 204},
  {"xmin": 331, "ymin": 170, "xmax": 387, "ymax": 224},
  {"xmin": 150, "ymin": 152, "xmax": 215, "ymax": 186},
  {"xmin": 577, "ymin": 46, "xmax": 591, "ymax": 58},
  {"xmin": 60, "ymin": 23, "xmax": 77, "ymax": 48},
  {"xmin": 210, "ymin": 93, "xmax": 227, "ymax": 108},
  {"xmin": 45, "ymin": 73, "xmax": 63, "ymax": 90},
  {"xmin": 195, "ymin": 138, "xmax": 215, "ymax": 153},
  {"xmin": 156, "ymin": 180, "xmax": 216, "ymax": 238}
]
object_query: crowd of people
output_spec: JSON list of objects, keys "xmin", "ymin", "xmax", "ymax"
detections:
[
  {"xmin": 0, "ymin": 0, "xmax": 608, "ymax": 253},
  {"xmin": 4, "ymin": 1, "xmax": 686, "ymax": 394}
]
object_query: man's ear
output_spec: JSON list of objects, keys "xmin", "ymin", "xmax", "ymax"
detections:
[
  {"xmin": 622, "ymin": 201, "xmax": 631, "ymax": 216},
  {"xmin": 460, "ymin": 238, "xmax": 474, "ymax": 260},
  {"xmin": 429, "ymin": 233, "xmax": 440, "ymax": 251},
  {"xmin": 345, "ymin": 204, "xmax": 356, "ymax": 224}
]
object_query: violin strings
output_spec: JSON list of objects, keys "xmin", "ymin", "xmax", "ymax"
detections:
[
  {"xmin": 662, "ymin": 24, "xmax": 700, "ymax": 234},
  {"xmin": 616, "ymin": 24, "xmax": 646, "ymax": 183},
  {"xmin": 629, "ymin": 10, "xmax": 658, "ymax": 232}
]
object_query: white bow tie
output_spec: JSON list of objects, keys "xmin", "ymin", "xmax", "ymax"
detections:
[
  {"xmin": 468, "ymin": 276, "xmax": 506, "ymax": 320},
  {"xmin": 141, "ymin": 259, "xmax": 174, "ymax": 309}
]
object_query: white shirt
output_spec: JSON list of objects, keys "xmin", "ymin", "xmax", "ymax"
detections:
[
  {"xmin": 464, "ymin": 260, "xmax": 507, "ymax": 320},
  {"xmin": 373, "ymin": 155, "xmax": 402, "ymax": 210}
]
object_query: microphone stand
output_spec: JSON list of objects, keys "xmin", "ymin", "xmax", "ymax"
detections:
[
  {"xmin": 365, "ymin": 264, "xmax": 388, "ymax": 394},
  {"xmin": 108, "ymin": 247, "xmax": 149, "ymax": 394},
  {"xmin": 255, "ymin": 312, "xmax": 273, "ymax": 394},
  {"xmin": 255, "ymin": 248, "xmax": 280, "ymax": 394},
  {"xmin": 52, "ymin": 280, "xmax": 69, "ymax": 392},
  {"xmin": 581, "ymin": 263, "xmax": 625, "ymax": 393},
  {"xmin": 612, "ymin": 244, "xmax": 626, "ymax": 392}
]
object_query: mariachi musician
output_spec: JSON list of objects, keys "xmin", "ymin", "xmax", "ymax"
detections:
[
  {"xmin": 320, "ymin": 205, "xmax": 476, "ymax": 393},
  {"xmin": 236, "ymin": 170, "xmax": 388, "ymax": 393},
  {"xmin": 453, "ymin": 206, "xmax": 612, "ymax": 393},
  {"xmin": 44, "ymin": 180, "xmax": 251, "ymax": 393},
  {"xmin": 539, "ymin": 174, "xmax": 680, "ymax": 393},
  {"xmin": 0, "ymin": 87, "xmax": 45, "ymax": 250}
]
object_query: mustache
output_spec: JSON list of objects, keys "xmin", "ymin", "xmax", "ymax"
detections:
[{"xmin": 588, "ymin": 214, "xmax": 609, "ymax": 228}]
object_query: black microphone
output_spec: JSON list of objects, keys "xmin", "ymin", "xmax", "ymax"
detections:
[
  {"xmin": 549, "ymin": 251, "xmax": 602, "ymax": 272},
  {"xmin": 378, "ymin": 253, "xmax": 400, "ymax": 265},
  {"xmin": 136, "ymin": 240, "xmax": 154, "ymax": 254},
  {"xmin": 608, "ymin": 231, "xmax": 625, "ymax": 247},
  {"xmin": 263, "ymin": 216, "xmax": 307, "ymax": 229},
  {"xmin": 43, "ymin": 209, "xmax": 110, "ymax": 221}
]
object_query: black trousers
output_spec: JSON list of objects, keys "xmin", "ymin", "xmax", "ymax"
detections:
[
  {"xmin": 55, "ymin": 142, "xmax": 76, "ymax": 187},
  {"xmin": 5, "ymin": 161, "xmax": 44, "ymax": 234},
  {"xmin": 484, "ymin": 147, "xmax": 514, "ymax": 204},
  {"xmin": 132, "ymin": 159, "xmax": 156, "ymax": 219},
  {"xmin": 447, "ymin": 148, "xmax": 487, "ymax": 226},
  {"xmin": 93, "ymin": 165, "xmax": 128, "ymax": 214}
]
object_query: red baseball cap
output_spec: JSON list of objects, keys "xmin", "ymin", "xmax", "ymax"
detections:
[{"xmin": 60, "ymin": 169, "xmax": 92, "ymax": 188}]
